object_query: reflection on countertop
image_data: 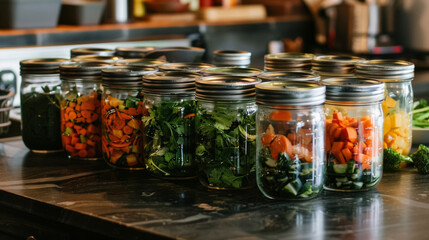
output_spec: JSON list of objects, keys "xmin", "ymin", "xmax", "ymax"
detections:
[{"xmin": 1, "ymin": 140, "xmax": 429, "ymax": 239}]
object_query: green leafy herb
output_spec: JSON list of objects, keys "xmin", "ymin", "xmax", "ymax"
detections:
[
  {"xmin": 195, "ymin": 102, "xmax": 257, "ymax": 189},
  {"xmin": 413, "ymin": 99, "xmax": 429, "ymax": 128},
  {"xmin": 143, "ymin": 99, "xmax": 196, "ymax": 177}
]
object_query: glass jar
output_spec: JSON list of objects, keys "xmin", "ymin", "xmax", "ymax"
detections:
[
  {"xmin": 20, "ymin": 58, "xmax": 68, "ymax": 153},
  {"xmin": 258, "ymin": 71, "xmax": 320, "ymax": 82},
  {"xmin": 70, "ymin": 48, "xmax": 115, "ymax": 58},
  {"xmin": 213, "ymin": 50, "xmax": 251, "ymax": 68},
  {"xmin": 356, "ymin": 59, "xmax": 414, "ymax": 156},
  {"xmin": 264, "ymin": 53, "xmax": 314, "ymax": 72},
  {"xmin": 142, "ymin": 72, "xmax": 200, "ymax": 179},
  {"xmin": 101, "ymin": 65, "xmax": 157, "ymax": 169},
  {"xmin": 60, "ymin": 62, "xmax": 110, "ymax": 160},
  {"xmin": 202, "ymin": 67, "xmax": 262, "ymax": 77},
  {"xmin": 158, "ymin": 63, "xmax": 214, "ymax": 74},
  {"xmin": 115, "ymin": 46, "xmax": 156, "ymax": 59},
  {"xmin": 256, "ymin": 81, "xmax": 326, "ymax": 200},
  {"xmin": 195, "ymin": 76, "xmax": 261, "ymax": 190},
  {"xmin": 323, "ymin": 77, "xmax": 385, "ymax": 192},
  {"xmin": 312, "ymin": 55, "xmax": 364, "ymax": 80}
]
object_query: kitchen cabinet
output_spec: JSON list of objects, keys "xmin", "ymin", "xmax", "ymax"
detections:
[{"xmin": 1, "ymin": 140, "xmax": 429, "ymax": 239}]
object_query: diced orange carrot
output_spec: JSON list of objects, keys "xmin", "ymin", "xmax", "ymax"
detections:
[
  {"xmin": 81, "ymin": 102, "xmax": 96, "ymax": 111},
  {"xmin": 78, "ymin": 150, "xmax": 88, "ymax": 158},
  {"xmin": 75, "ymin": 143, "xmax": 87, "ymax": 150},
  {"xmin": 345, "ymin": 141, "xmax": 354, "ymax": 150},
  {"xmin": 65, "ymin": 122, "xmax": 74, "ymax": 128},
  {"xmin": 331, "ymin": 141, "xmax": 344, "ymax": 154},
  {"xmin": 341, "ymin": 148, "xmax": 352, "ymax": 161},
  {"xmin": 333, "ymin": 111, "xmax": 344, "ymax": 121},
  {"xmin": 269, "ymin": 110, "xmax": 292, "ymax": 121},
  {"xmin": 334, "ymin": 127, "xmax": 342, "ymax": 139},
  {"xmin": 261, "ymin": 133, "xmax": 275, "ymax": 146},
  {"xmin": 71, "ymin": 136, "xmax": 80, "ymax": 145},
  {"xmin": 86, "ymin": 139, "xmax": 96, "ymax": 146},
  {"xmin": 270, "ymin": 135, "xmax": 292, "ymax": 160},
  {"xmin": 65, "ymin": 144, "xmax": 75, "ymax": 153},
  {"xmin": 68, "ymin": 111, "xmax": 77, "ymax": 119},
  {"xmin": 342, "ymin": 127, "xmax": 357, "ymax": 143},
  {"xmin": 62, "ymin": 135, "xmax": 71, "ymax": 146}
]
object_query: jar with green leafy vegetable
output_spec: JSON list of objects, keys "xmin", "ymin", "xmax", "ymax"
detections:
[
  {"xmin": 142, "ymin": 72, "xmax": 200, "ymax": 179},
  {"xmin": 20, "ymin": 58, "xmax": 68, "ymax": 153},
  {"xmin": 195, "ymin": 75, "xmax": 261, "ymax": 190},
  {"xmin": 323, "ymin": 78, "xmax": 384, "ymax": 192},
  {"xmin": 101, "ymin": 66, "xmax": 157, "ymax": 169},
  {"xmin": 256, "ymin": 81, "xmax": 326, "ymax": 200}
]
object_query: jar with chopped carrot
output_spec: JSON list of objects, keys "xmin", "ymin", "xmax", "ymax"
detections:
[
  {"xmin": 323, "ymin": 78, "xmax": 385, "ymax": 191},
  {"xmin": 195, "ymin": 76, "xmax": 261, "ymax": 190},
  {"xmin": 356, "ymin": 60, "xmax": 414, "ymax": 157},
  {"xmin": 20, "ymin": 58, "xmax": 68, "ymax": 153},
  {"xmin": 256, "ymin": 81, "xmax": 326, "ymax": 200},
  {"xmin": 60, "ymin": 62, "xmax": 111, "ymax": 160},
  {"xmin": 142, "ymin": 72, "xmax": 200, "ymax": 179},
  {"xmin": 101, "ymin": 65, "xmax": 157, "ymax": 169}
]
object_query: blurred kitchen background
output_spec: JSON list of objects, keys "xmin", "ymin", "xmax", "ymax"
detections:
[{"xmin": 0, "ymin": 0, "xmax": 428, "ymax": 130}]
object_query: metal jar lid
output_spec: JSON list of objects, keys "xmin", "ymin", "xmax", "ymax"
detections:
[
  {"xmin": 102, "ymin": 65, "xmax": 158, "ymax": 87},
  {"xmin": 264, "ymin": 53, "xmax": 314, "ymax": 71},
  {"xmin": 203, "ymin": 67, "xmax": 263, "ymax": 77},
  {"xmin": 196, "ymin": 75, "xmax": 261, "ymax": 101},
  {"xmin": 322, "ymin": 77, "xmax": 385, "ymax": 103},
  {"xmin": 355, "ymin": 59, "xmax": 415, "ymax": 81},
  {"xmin": 60, "ymin": 61, "xmax": 112, "ymax": 79},
  {"xmin": 70, "ymin": 48, "xmax": 115, "ymax": 58},
  {"xmin": 256, "ymin": 81, "xmax": 325, "ymax": 106},
  {"xmin": 115, "ymin": 46, "xmax": 157, "ymax": 58},
  {"xmin": 158, "ymin": 62, "xmax": 215, "ymax": 73},
  {"xmin": 312, "ymin": 55, "xmax": 364, "ymax": 74},
  {"xmin": 115, "ymin": 58, "xmax": 167, "ymax": 68},
  {"xmin": 143, "ymin": 72, "xmax": 201, "ymax": 94},
  {"xmin": 258, "ymin": 71, "xmax": 320, "ymax": 82},
  {"xmin": 20, "ymin": 58, "xmax": 68, "ymax": 74},
  {"xmin": 213, "ymin": 50, "xmax": 251, "ymax": 67},
  {"xmin": 72, "ymin": 55, "xmax": 123, "ymax": 63}
]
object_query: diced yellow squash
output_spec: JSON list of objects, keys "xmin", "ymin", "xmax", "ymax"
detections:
[
  {"xmin": 390, "ymin": 113, "xmax": 402, "ymax": 128},
  {"xmin": 107, "ymin": 96, "xmax": 124, "ymax": 108},
  {"xmin": 394, "ymin": 135, "xmax": 406, "ymax": 150},
  {"xmin": 382, "ymin": 102, "xmax": 389, "ymax": 116},
  {"xmin": 385, "ymin": 96, "xmax": 396, "ymax": 108},
  {"xmin": 383, "ymin": 142, "xmax": 388, "ymax": 149},
  {"xmin": 112, "ymin": 129, "xmax": 123, "ymax": 138},
  {"xmin": 384, "ymin": 132, "xmax": 397, "ymax": 144},
  {"xmin": 384, "ymin": 115, "xmax": 391, "ymax": 135}
]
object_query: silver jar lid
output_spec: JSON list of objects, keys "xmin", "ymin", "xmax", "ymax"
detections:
[
  {"xmin": 312, "ymin": 55, "xmax": 364, "ymax": 74},
  {"xmin": 196, "ymin": 75, "xmax": 261, "ymax": 101},
  {"xmin": 72, "ymin": 55, "xmax": 123, "ymax": 63},
  {"xmin": 115, "ymin": 58, "xmax": 167, "ymax": 68},
  {"xmin": 355, "ymin": 59, "xmax": 414, "ymax": 81},
  {"xmin": 158, "ymin": 62, "xmax": 215, "ymax": 73},
  {"xmin": 115, "ymin": 46, "xmax": 157, "ymax": 58},
  {"xmin": 102, "ymin": 65, "xmax": 157, "ymax": 86},
  {"xmin": 20, "ymin": 58, "xmax": 68, "ymax": 74},
  {"xmin": 264, "ymin": 53, "xmax": 314, "ymax": 71},
  {"xmin": 322, "ymin": 77, "xmax": 385, "ymax": 103},
  {"xmin": 203, "ymin": 67, "xmax": 262, "ymax": 77},
  {"xmin": 213, "ymin": 50, "xmax": 251, "ymax": 67},
  {"xmin": 70, "ymin": 48, "xmax": 115, "ymax": 58},
  {"xmin": 258, "ymin": 71, "xmax": 320, "ymax": 82},
  {"xmin": 256, "ymin": 81, "xmax": 325, "ymax": 106},
  {"xmin": 143, "ymin": 72, "xmax": 201, "ymax": 94},
  {"xmin": 60, "ymin": 61, "xmax": 112, "ymax": 79}
]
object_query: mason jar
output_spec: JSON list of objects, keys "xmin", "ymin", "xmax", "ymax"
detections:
[
  {"xmin": 195, "ymin": 76, "xmax": 261, "ymax": 190},
  {"xmin": 258, "ymin": 71, "xmax": 320, "ymax": 82},
  {"xmin": 70, "ymin": 48, "xmax": 115, "ymax": 58},
  {"xmin": 202, "ymin": 67, "xmax": 262, "ymax": 77},
  {"xmin": 20, "ymin": 58, "xmax": 68, "ymax": 153},
  {"xmin": 264, "ymin": 53, "xmax": 314, "ymax": 72},
  {"xmin": 60, "ymin": 62, "xmax": 110, "ymax": 160},
  {"xmin": 356, "ymin": 59, "xmax": 414, "ymax": 156},
  {"xmin": 101, "ymin": 65, "xmax": 157, "ymax": 169},
  {"xmin": 158, "ymin": 63, "xmax": 214, "ymax": 74},
  {"xmin": 212, "ymin": 50, "xmax": 252, "ymax": 68},
  {"xmin": 312, "ymin": 55, "xmax": 364, "ymax": 80},
  {"xmin": 323, "ymin": 77, "xmax": 385, "ymax": 192},
  {"xmin": 256, "ymin": 81, "xmax": 326, "ymax": 200},
  {"xmin": 115, "ymin": 46, "xmax": 156, "ymax": 59},
  {"xmin": 142, "ymin": 72, "xmax": 201, "ymax": 179}
]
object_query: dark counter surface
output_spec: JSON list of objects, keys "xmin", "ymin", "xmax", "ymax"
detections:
[{"xmin": 1, "ymin": 140, "xmax": 429, "ymax": 239}]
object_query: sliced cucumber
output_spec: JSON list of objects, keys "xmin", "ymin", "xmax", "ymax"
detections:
[
  {"xmin": 333, "ymin": 164, "xmax": 348, "ymax": 174},
  {"xmin": 346, "ymin": 160, "xmax": 355, "ymax": 174},
  {"xmin": 283, "ymin": 179, "xmax": 303, "ymax": 196}
]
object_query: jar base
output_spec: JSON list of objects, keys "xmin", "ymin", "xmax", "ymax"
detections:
[
  {"xmin": 68, "ymin": 155, "xmax": 103, "ymax": 161},
  {"xmin": 323, "ymin": 185, "xmax": 376, "ymax": 192},
  {"xmin": 32, "ymin": 149, "xmax": 64, "ymax": 154}
]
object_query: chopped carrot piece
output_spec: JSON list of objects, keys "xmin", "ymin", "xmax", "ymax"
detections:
[
  {"xmin": 333, "ymin": 111, "xmax": 344, "ymax": 121},
  {"xmin": 269, "ymin": 135, "xmax": 292, "ymax": 160},
  {"xmin": 261, "ymin": 133, "xmax": 275, "ymax": 146},
  {"xmin": 75, "ymin": 143, "xmax": 87, "ymax": 150},
  {"xmin": 269, "ymin": 110, "xmax": 293, "ymax": 121}
]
